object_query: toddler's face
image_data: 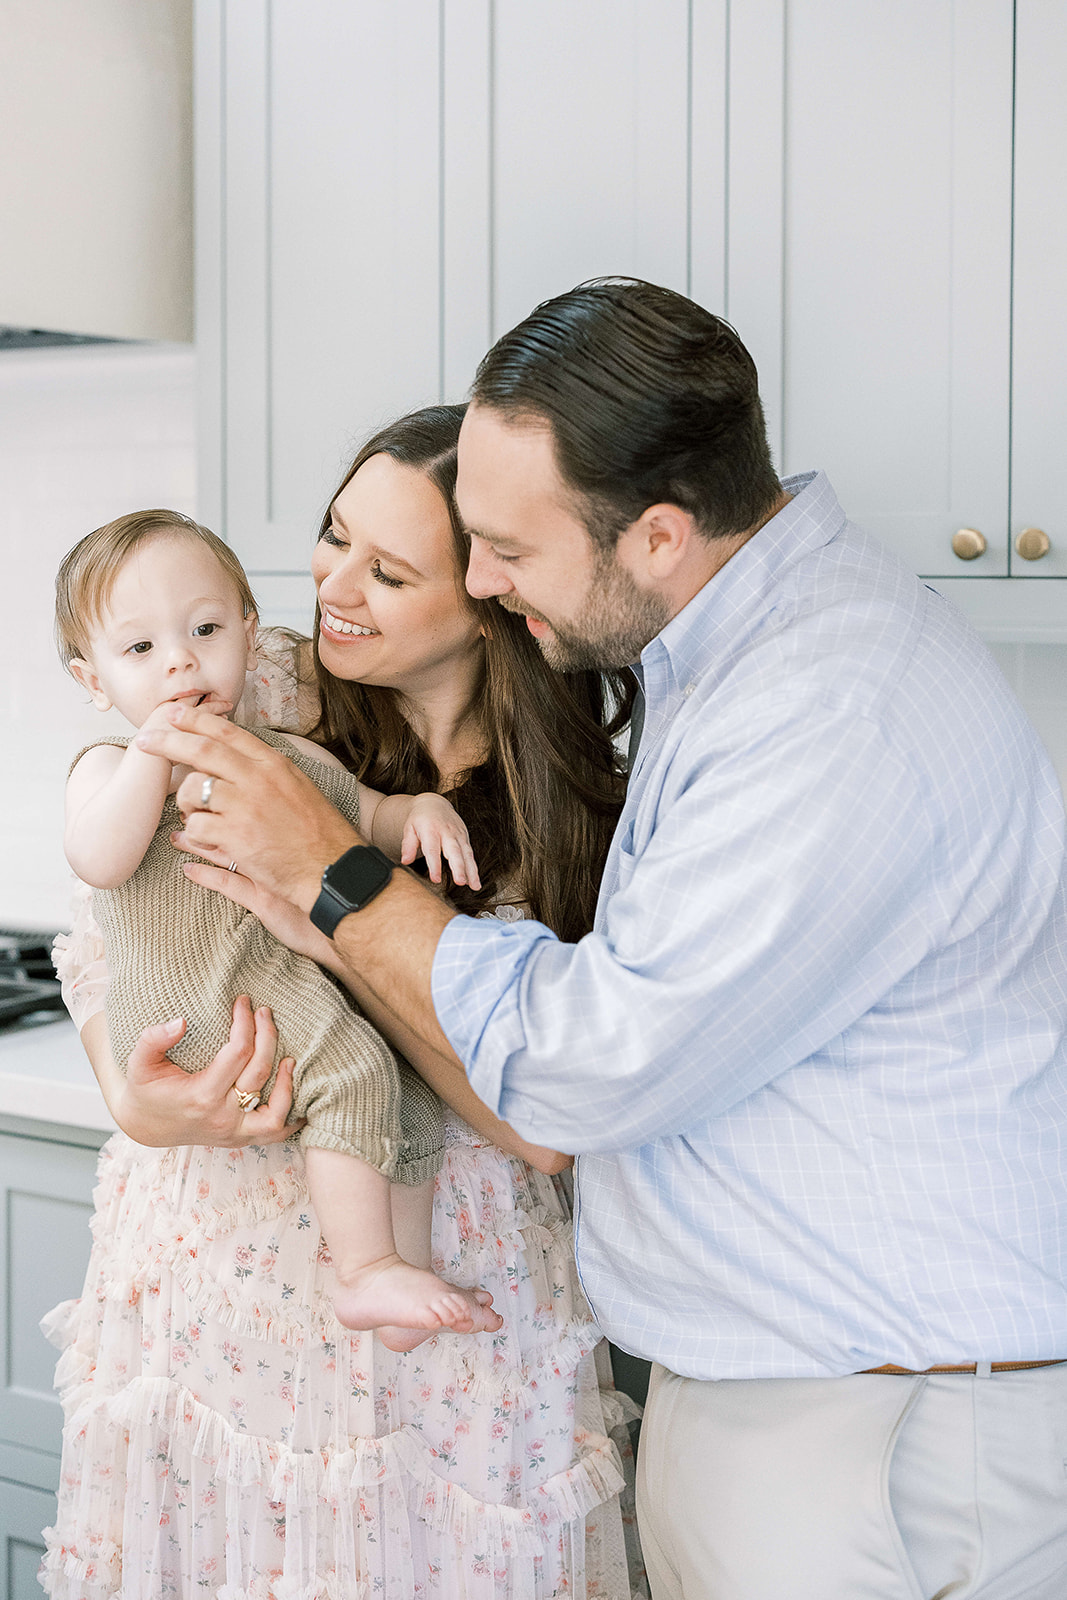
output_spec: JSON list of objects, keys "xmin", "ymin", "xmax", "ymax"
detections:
[{"xmin": 70, "ymin": 533, "xmax": 257, "ymax": 729}]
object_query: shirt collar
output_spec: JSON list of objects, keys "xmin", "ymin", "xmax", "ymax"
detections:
[{"xmin": 634, "ymin": 470, "xmax": 845, "ymax": 701}]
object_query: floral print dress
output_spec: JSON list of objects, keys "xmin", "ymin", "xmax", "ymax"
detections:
[{"xmin": 41, "ymin": 635, "xmax": 642, "ymax": 1600}]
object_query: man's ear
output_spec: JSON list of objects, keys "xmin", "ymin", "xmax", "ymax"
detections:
[
  {"xmin": 243, "ymin": 611, "xmax": 259, "ymax": 670},
  {"xmin": 619, "ymin": 503, "xmax": 695, "ymax": 581},
  {"xmin": 69, "ymin": 658, "xmax": 113, "ymax": 712}
]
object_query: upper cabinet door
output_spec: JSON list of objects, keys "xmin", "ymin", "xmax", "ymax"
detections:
[
  {"xmin": 199, "ymin": 0, "xmax": 728, "ymax": 591},
  {"xmin": 1010, "ymin": 0, "xmax": 1067, "ymax": 579},
  {"xmin": 201, "ymin": 0, "xmax": 444, "ymax": 575},
  {"xmin": 730, "ymin": 0, "xmax": 1014, "ymax": 578}
]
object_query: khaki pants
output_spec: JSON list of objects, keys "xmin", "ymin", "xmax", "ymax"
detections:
[{"xmin": 636, "ymin": 1360, "xmax": 1067, "ymax": 1600}]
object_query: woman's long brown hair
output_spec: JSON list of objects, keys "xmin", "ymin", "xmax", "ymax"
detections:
[{"xmin": 312, "ymin": 404, "xmax": 634, "ymax": 942}]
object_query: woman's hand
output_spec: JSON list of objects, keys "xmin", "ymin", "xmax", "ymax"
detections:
[{"xmin": 115, "ymin": 996, "xmax": 301, "ymax": 1147}]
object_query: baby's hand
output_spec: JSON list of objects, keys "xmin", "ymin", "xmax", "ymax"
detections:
[
  {"xmin": 139, "ymin": 694, "xmax": 233, "ymax": 736},
  {"xmin": 401, "ymin": 794, "xmax": 481, "ymax": 889}
]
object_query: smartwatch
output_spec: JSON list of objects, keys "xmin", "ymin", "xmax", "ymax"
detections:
[{"xmin": 309, "ymin": 844, "xmax": 393, "ymax": 938}]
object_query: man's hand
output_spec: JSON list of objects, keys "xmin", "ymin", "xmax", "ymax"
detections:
[
  {"xmin": 181, "ymin": 858, "xmax": 340, "ymax": 970},
  {"xmin": 135, "ymin": 704, "xmax": 358, "ymax": 910},
  {"xmin": 117, "ymin": 996, "xmax": 301, "ymax": 1147}
]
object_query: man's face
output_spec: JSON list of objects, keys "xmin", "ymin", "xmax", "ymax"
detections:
[{"xmin": 458, "ymin": 404, "xmax": 670, "ymax": 670}]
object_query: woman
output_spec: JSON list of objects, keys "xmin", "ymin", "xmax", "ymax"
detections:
[{"xmin": 46, "ymin": 405, "xmax": 641, "ymax": 1599}]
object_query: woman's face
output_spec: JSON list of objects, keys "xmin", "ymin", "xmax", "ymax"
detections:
[{"xmin": 312, "ymin": 452, "xmax": 483, "ymax": 697}]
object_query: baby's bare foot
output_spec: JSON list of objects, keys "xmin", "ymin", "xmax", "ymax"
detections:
[
  {"xmin": 378, "ymin": 1290, "xmax": 499, "ymax": 1353},
  {"xmin": 332, "ymin": 1254, "xmax": 503, "ymax": 1339}
]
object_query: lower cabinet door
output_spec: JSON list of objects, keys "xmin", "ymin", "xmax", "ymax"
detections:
[
  {"xmin": 0, "ymin": 1478, "xmax": 54, "ymax": 1600},
  {"xmin": 0, "ymin": 1132, "xmax": 99, "ymax": 1461}
]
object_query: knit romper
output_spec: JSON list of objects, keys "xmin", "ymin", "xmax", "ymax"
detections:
[{"xmin": 76, "ymin": 729, "xmax": 442, "ymax": 1184}]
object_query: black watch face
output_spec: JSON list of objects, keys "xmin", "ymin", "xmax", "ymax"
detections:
[{"xmin": 327, "ymin": 845, "xmax": 392, "ymax": 910}]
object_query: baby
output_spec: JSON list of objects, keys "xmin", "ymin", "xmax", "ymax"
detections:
[{"xmin": 55, "ymin": 509, "xmax": 501, "ymax": 1344}]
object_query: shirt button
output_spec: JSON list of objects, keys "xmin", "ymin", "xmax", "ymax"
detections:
[{"xmin": 683, "ymin": 682, "xmax": 696, "ymax": 697}]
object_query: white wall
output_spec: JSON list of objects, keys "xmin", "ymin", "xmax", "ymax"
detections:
[
  {"xmin": 0, "ymin": 344, "xmax": 197, "ymax": 931},
  {"xmin": 0, "ymin": 0, "xmax": 192, "ymax": 342}
]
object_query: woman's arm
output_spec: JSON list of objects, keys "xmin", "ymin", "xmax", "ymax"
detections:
[
  {"xmin": 78, "ymin": 1009, "xmax": 127, "ymax": 1121},
  {"xmin": 182, "ymin": 858, "xmax": 569, "ymax": 1174}
]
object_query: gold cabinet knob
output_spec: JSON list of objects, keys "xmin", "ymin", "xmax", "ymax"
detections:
[
  {"xmin": 952, "ymin": 527, "xmax": 987, "ymax": 560},
  {"xmin": 1016, "ymin": 526, "xmax": 1051, "ymax": 561}
]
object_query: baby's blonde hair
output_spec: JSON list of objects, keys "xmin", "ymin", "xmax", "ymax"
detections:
[{"xmin": 55, "ymin": 509, "xmax": 257, "ymax": 668}]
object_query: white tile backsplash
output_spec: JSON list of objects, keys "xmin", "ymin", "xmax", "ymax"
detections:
[{"xmin": 2, "ymin": 342, "xmax": 1066, "ymax": 932}]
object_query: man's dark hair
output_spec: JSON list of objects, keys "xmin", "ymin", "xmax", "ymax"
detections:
[{"xmin": 470, "ymin": 277, "xmax": 781, "ymax": 546}]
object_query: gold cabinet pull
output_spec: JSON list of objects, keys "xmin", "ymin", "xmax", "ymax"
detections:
[
  {"xmin": 952, "ymin": 527, "xmax": 987, "ymax": 560},
  {"xmin": 1015, "ymin": 526, "xmax": 1051, "ymax": 561}
]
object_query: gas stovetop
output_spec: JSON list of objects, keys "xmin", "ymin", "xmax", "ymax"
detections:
[{"xmin": 0, "ymin": 929, "xmax": 66, "ymax": 1026}]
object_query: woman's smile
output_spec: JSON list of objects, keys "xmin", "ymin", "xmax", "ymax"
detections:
[{"xmin": 319, "ymin": 609, "xmax": 380, "ymax": 639}]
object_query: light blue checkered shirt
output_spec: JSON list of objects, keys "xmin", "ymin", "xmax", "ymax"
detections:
[{"xmin": 433, "ymin": 471, "xmax": 1067, "ymax": 1379}]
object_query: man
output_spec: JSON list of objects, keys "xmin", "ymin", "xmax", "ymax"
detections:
[{"xmin": 143, "ymin": 280, "xmax": 1067, "ymax": 1598}]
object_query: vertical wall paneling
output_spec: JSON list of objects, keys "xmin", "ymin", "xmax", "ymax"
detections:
[
  {"xmin": 441, "ymin": 0, "xmax": 493, "ymax": 400},
  {"xmin": 724, "ymin": 0, "xmax": 785, "ymax": 466},
  {"xmin": 688, "ymin": 0, "xmax": 729, "ymax": 315},
  {"xmin": 775, "ymin": 0, "xmax": 1013, "ymax": 577},
  {"xmin": 1011, "ymin": 0, "xmax": 1067, "ymax": 577}
]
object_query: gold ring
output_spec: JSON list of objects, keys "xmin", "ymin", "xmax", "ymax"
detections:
[{"xmin": 233, "ymin": 1086, "xmax": 261, "ymax": 1111}]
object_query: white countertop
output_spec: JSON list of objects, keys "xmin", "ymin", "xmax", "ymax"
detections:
[{"xmin": 0, "ymin": 1014, "xmax": 116, "ymax": 1132}]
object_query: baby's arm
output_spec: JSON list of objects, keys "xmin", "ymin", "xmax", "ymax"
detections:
[
  {"xmin": 65, "ymin": 737, "xmax": 172, "ymax": 888},
  {"xmin": 279, "ymin": 733, "xmax": 480, "ymax": 888}
]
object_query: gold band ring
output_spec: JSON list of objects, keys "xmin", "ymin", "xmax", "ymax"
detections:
[{"xmin": 233, "ymin": 1086, "xmax": 261, "ymax": 1112}]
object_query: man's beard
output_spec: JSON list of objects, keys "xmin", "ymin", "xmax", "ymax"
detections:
[{"xmin": 499, "ymin": 550, "xmax": 671, "ymax": 671}]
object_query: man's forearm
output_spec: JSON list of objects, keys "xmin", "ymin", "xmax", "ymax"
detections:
[{"xmin": 326, "ymin": 865, "xmax": 461, "ymax": 1064}]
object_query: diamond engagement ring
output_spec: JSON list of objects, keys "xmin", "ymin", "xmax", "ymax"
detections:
[
  {"xmin": 233, "ymin": 1086, "xmax": 261, "ymax": 1111},
  {"xmin": 200, "ymin": 775, "xmax": 215, "ymax": 808}
]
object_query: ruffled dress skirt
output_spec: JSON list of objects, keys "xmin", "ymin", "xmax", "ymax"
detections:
[{"xmin": 40, "ymin": 1113, "xmax": 638, "ymax": 1599}]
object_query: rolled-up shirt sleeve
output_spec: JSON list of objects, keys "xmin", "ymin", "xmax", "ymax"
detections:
[{"xmin": 433, "ymin": 695, "xmax": 936, "ymax": 1153}]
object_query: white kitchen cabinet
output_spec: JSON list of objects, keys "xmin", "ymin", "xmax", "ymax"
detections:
[
  {"xmin": 196, "ymin": 0, "xmax": 728, "ymax": 607},
  {"xmin": 0, "ymin": 1480, "xmax": 56, "ymax": 1600},
  {"xmin": 0, "ymin": 1122, "xmax": 104, "ymax": 1590},
  {"xmin": 197, "ymin": 1, "xmax": 1065, "ymax": 633},
  {"xmin": 1010, "ymin": 0, "xmax": 1067, "ymax": 581}
]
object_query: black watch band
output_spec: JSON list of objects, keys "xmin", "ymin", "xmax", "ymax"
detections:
[{"xmin": 309, "ymin": 844, "xmax": 393, "ymax": 938}]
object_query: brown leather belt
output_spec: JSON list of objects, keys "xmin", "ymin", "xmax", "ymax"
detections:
[{"xmin": 860, "ymin": 1359, "xmax": 1066, "ymax": 1375}]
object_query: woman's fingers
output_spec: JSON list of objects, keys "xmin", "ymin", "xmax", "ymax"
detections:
[
  {"xmin": 245, "ymin": 1056, "xmax": 303, "ymax": 1142},
  {"xmin": 126, "ymin": 1015, "xmax": 188, "ymax": 1080}
]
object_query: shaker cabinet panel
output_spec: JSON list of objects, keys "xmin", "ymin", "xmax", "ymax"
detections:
[
  {"xmin": 217, "ymin": 0, "xmax": 443, "ymax": 577},
  {"xmin": 198, "ymin": 0, "xmax": 727, "ymax": 616},
  {"xmin": 490, "ymin": 0, "xmax": 693, "ymax": 337},
  {"xmin": 0, "ymin": 1134, "xmax": 97, "ymax": 1461},
  {"xmin": 772, "ymin": 0, "xmax": 1014, "ymax": 578},
  {"xmin": 1010, "ymin": 0, "xmax": 1067, "ymax": 579},
  {"xmin": 0, "ymin": 1480, "xmax": 53, "ymax": 1600}
]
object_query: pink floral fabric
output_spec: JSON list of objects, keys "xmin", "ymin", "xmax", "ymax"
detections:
[{"xmin": 41, "ymin": 1114, "xmax": 637, "ymax": 1598}]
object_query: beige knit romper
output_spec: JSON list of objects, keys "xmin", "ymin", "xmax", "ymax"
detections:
[{"xmin": 77, "ymin": 729, "xmax": 442, "ymax": 1185}]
